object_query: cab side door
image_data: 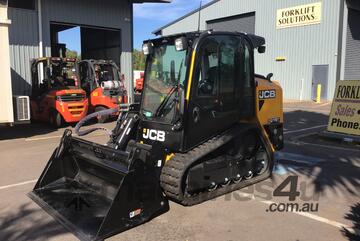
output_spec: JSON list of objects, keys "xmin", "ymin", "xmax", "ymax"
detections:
[{"xmin": 185, "ymin": 34, "xmax": 242, "ymax": 150}]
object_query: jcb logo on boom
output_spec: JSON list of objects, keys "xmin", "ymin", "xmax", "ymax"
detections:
[
  {"xmin": 259, "ymin": 90, "xmax": 276, "ymax": 100},
  {"xmin": 143, "ymin": 129, "xmax": 166, "ymax": 142}
]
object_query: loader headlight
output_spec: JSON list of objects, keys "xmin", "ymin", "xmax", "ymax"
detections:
[
  {"xmin": 175, "ymin": 37, "xmax": 188, "ymax": 51},
  {"xmin": 142, "ymin": 42, "xmax": 153, "ymax": 55}
]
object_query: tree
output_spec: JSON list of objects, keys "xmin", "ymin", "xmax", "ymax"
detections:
[
  {"xmin": 66, "ymin": 49, "xmax": 81, "ymax": 60},
  {"xmin": 133, "ymin": 49, "xmax": 145, "ymax": 70}
]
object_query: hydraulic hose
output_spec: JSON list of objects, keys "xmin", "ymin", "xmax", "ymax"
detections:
[{"xmin": 74, "ymin": 108, "xmax": 119, "ymax": 137}]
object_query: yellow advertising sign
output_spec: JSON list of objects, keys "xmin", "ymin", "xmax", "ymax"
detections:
[
  {"xmin": 277, "ymin": 2, "xmax": 322, "ymax": 29},
  {"xmin": 328, "ymin": 80, "xmax": 360, "ymax": 136}
]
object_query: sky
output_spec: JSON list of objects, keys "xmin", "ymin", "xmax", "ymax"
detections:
[{"xmin": 58, "ymin": 0, "xmax": 213, "ymax": 53}]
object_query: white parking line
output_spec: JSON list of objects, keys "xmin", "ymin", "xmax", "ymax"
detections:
[
  {"xmin": 260, "ymin": 199, "xmax": 359, "ymax": 236},
  {"xmin": 0, "ymin": 179, "xmax": 38, "ymax": 190},
  {"xmin": 317, "ymin": 102, "xmax": 332, "ymax": 107},
  {"xmin": 293, "ymin": 141, "xmax": 360, "ymax": 154},
  {"xmin": 284, "ymin": 125, "xmax": 327, "ymax": 134},
  {"xmin": 236, "ymin": 192, "xmax": 358, "ymax": 236},
  {"xmin": 25, "ymin": 135, "xmax": 63, "ymax": 141},
  {"xmin": 25, "ymin": 132, "xmax": 105, "ymax": 142}
]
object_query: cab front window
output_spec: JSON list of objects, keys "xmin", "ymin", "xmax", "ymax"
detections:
[{"xmin": 141, "ymin": 42, "xmax": 187, "ymax": 123}]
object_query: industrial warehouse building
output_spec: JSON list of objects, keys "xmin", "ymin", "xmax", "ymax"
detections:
[
  {"xmin": 0, "ymin": 0, "xmax": 169, "ymax": 123},
  {"xmin": 154, "ymin": 0, "xmax": 360, "ymax": 101}
]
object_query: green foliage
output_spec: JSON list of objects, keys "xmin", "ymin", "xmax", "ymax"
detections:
[
  {"xmin": 133, "ymin": 49, "xmax": 145, "ymax": 70},
  {"xmin": 66, "ymin": 49, "xmax": 81, "ymax": 60}
]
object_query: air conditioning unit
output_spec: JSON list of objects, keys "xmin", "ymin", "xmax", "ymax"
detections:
[{"xmin": 13, "ymin": 95, "xmax": 30, "ymax": 122}]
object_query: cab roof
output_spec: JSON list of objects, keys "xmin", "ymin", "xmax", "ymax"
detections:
[{"xmin": 144, "ymin": 30, "xmax": 265, "ymax": 49}]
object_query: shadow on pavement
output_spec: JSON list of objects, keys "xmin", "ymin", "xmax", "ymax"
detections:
[
  {"xmin": 0, "ymin": 123, "xmax": 60, "ymax": 141},
  {"xmin": 284, "ymin": 110, "xmax": 329, "ymax": 131},
  {"xmin": 279, "ymin": 158, "xmax": 360, "ymax": 196},
  {"xmin": 342, "ymin": 203, "xmax": 360, "ymax": 241},
  {"xmin": 281, "ymin": 110, "xmax": 360, "ymax": 196},
  {"xmin": 281, "ymin": 110, "xmax": 360, "ymax": 240},
  {"xmin": 0, "ymin": 203, "xmax": 68, "ymax": 241}
]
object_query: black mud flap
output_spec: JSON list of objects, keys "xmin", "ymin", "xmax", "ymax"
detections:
[{"xmin": 28, "ymin": 130, "xmax": 169, "ymax": 241}]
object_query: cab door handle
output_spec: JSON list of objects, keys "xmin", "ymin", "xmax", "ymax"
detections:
[
  {"xmin": 212, "ymin": 110, "xmax": 237, "ymax": 119},
  {"xmin": 193, "ymin": 107, "xmax": 200, "ymax": 123},
  {"xmin": 211, "ymin": 110, "xmax": 222, "ymax": 119}
]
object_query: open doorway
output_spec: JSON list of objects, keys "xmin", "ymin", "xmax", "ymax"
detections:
[
  {"xmin": 81, "ymin": 27, "xmax": 121, "ymax": 66},
  {"xmin": 50, "ymin": 22, "xmax": 122, "ymax": 66},
  {"xmin": 58, "ymin": 26, "xmax": 81, "ymax": 59},
  {"xmin": 51, "ymin": 23, "xmax": 80, "ymax": 58}
]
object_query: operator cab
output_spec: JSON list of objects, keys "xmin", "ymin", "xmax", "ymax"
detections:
[
  {"xmin": 31, "ymin": 57, "xmax": 79, "ymax": 98},
  {"xmin": 78, "ymin": 60, "xmax": 125, "ymax": 95},
  {"xmin": 140, "ymin": 31, "xmax": 266, "ymax": 151}
]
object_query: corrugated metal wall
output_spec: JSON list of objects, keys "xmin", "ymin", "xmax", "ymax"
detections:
[
  {"xmin": 8, "ymin": 8, "xmax": 39, "ymax": 95},
  {"xmin": 344, "ymin": 8, "xmax": 360, "ymax": 80},
  {"xmin": 160, "ymin": 0, "xmax": 342, "ymax": 100},
  {"xmin": 8, "ymin": 0, "xmax": 133, "ymax": 99},
  {"xmin": 41, "ymin": 0, "xmax": 133, "ymax": 97}
]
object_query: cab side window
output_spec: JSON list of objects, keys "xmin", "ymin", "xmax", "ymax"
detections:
[
  {"xmin": 243, "ymin": 43, "xmax": 252, "ymax": 88},
  {"xmin": 218, "ymin": 36, "xmax": 240, "ymax": 106},
  {"xmin": 238, "ymin": 39, "xmax": 255, "ymax": 117},
  {"xmin": 196, "ymin": 37, "xmax": 219, "ymax": 96},
  {"xmin": 195, "ymin": 36, "xmax": 240, "ymax": 100}
]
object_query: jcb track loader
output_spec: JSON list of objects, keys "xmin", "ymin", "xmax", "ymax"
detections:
[{"xmin": 29, "ymin": 31, "xmax": 283, "ymax": 241}]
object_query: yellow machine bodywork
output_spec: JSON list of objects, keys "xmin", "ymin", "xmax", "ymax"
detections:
[{"xmin": 256, "ymin": 78, "xmax": 284, "ymax": 126}]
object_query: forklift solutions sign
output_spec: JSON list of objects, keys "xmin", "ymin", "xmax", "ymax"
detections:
[
  {"xmin": 276, "ymin": 2, "xmax": 322, "ymax": 29},
  {"xmin": 328, "ymin": 80, "xmax": 360, "ymax": 136}
]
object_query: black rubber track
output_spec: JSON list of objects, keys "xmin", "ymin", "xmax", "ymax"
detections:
[{"xmin": 160, "ymin": 125, "xmax": 274, "ymax": 206}]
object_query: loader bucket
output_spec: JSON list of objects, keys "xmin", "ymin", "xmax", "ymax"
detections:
[{"xmin": 28, "ymin": 130, "xmax": 169, "ymax": 241}]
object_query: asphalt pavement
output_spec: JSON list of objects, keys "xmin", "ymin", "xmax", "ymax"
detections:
[{"xmin": 0, "ymin": 101, "xmax": 359, "ymax": 241}]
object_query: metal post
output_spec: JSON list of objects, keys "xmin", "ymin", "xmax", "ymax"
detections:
[
  {"xmin": 316, "ymin": 84, "xmax": 322, "ymax": 103},
  {"xmin": 299, "ymin": 78, "xmax": 304, "ymax": 101},
  {"xmin": 37, "ymin": 0, "xmax": 44, "ymax": 82}
]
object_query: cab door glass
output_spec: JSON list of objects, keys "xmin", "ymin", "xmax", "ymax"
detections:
[
  {"xmin": 218, "ymin": 36, "xmax": 240, "ymax": 111},
  {"xmin": 196, "ymin": 37, "xmax": 219, "ymax": 97},
  {"xmin": 239, "ymin": 39, "xmax": 255, "ymax": 117},
  {"xmin": 244, "ymin": 43, "xmax": 252, "ymax": 88}
]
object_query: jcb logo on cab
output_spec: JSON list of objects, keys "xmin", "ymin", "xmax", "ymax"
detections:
[
  {"xmin": 143, "ymin": 129, "xmax": 166, "ymax": 142},
  {"xmin": 259, "ymin": 90, "xmax": 276, "ymax": 99}
]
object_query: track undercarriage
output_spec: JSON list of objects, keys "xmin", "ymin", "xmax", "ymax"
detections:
[{"xmin": 160, "ymin": 125, "xmax": 273, "ymax": 206}]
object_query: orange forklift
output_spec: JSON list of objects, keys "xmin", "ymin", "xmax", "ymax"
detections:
[
  {"xmin": 78, "ymin": 59, "xmax": 127, "ymax": 122},
  {"xmin": 30, "ymin": 57, "xmax": 88, "ymax": 127},
  {"xmin": 135, "ymin": 72, "xmax": 144, "ymax": 93}
]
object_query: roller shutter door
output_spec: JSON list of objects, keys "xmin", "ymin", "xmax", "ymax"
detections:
[
  {"xmin": 344, "ymin": 9, "xmax": 360, "ymax": 80},
  {"xmin": 206, "ymin": 12, "xmax": 255, "ymax": 34}
]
